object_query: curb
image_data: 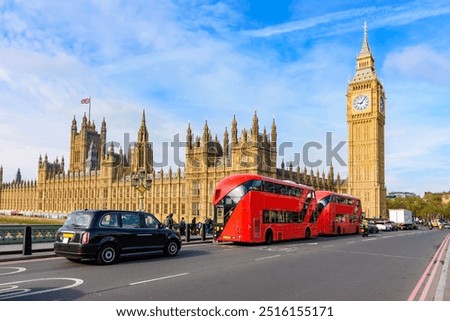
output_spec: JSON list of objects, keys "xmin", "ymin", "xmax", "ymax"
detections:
[{"xmin": 0, "ymin": 250, "xmax": 56, "ymax": 263}]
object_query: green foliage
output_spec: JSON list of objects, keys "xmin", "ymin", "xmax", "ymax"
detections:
[
  {"xmin": 0, "ymin": 215, "xmax": 64, "ymax": 225},
  {"xmin": 387, "ymin": 195, "xmax": 449, "ymax": 220}
]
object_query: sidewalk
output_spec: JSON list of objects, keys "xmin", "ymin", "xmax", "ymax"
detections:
[{"xmin": 0, "ymin": 242, "xmax": 56, "ymax": 262}]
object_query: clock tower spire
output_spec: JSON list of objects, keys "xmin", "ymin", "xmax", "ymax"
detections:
[
  {"xmin": 353, "ymin": 22, "xmax": 376, "ymax": 83},
  {"xmin": 346, "ymin": 23, "xmax": 387, "ymax": 218}
]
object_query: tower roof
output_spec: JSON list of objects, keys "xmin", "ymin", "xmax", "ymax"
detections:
[
  {"xmin": 358, "ymin": 22, "xmax": 371, "ymax": 57},
  {"xmin": 351, "ymin": 22, "xmax": 376, "ymax": 83}
]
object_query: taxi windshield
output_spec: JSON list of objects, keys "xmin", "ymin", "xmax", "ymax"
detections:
[{"xmin": 63, "ymin": 212, "xmax": 93, "ymax": 228}]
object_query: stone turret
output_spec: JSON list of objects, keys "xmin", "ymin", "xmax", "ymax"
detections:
[
  {"xmin": 251, "ymin": 111, "xmax": 259, "ymax": 143},
  {"xmin": 186, "ymin": 123, "xmax": 193, "ymax": 149},
  {"xmin": 231, "ymin": 115, "xmax": 238, "ymax": 144},
  {"xmin": 132, "ymin": 110, "xmax": 153, "ymax": 173},
  {"xmin": 85, "ymin": 140, "xmax": 99, "ymax": 173}
]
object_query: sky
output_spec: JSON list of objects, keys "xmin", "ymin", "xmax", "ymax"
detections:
[{"xmin": 0, "ymin": 0, "xmax": 449, "ymax": 196}]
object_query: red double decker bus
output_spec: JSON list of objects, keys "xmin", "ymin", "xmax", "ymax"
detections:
[
  {"xmin": 213, "ymin": 174, "xmax": 318, "ymax": 244},
  {"xmin": 315, "ymin": 191, "xmax": 362, "ymax": 236}
]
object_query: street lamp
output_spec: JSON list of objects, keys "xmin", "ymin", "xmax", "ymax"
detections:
[{"xmin": 131, "ymin": 169, "xmax": 152, "ymax": 211}]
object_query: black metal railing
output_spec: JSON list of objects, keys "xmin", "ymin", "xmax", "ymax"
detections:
[{"xmin": 0, "ymin": 225, "xmax": 61, "ymax": 245}]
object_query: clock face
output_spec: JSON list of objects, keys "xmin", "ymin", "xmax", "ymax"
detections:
[
  {"xmin": 353, "ymin": 95, "xmax": 369, "ymax": 111},
  {"xmin": 380, "ymin": 96, "xmax": 385, "ymax": 112}
]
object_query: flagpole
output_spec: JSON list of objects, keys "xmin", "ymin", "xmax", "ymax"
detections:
[{"xmin": 89, "ymin": 96, "xmax": 91, "ymax": 122}]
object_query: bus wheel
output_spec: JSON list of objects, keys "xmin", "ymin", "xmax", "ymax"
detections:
[
  {"xmin": 265, "ymin": 229, "xmax": 273, "ymax": 244},
  {"xmin": 305, "ymin": 228, "xmax": 311, "ymax": 239}
]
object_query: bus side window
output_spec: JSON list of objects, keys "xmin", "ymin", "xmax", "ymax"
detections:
[
  {"xmin": 251, "ymin": 180, "xmax": 262, "ymax": 191},
  {"xmin": 317, "ymin": 202, "xmax": 325, "ymax": 213}
]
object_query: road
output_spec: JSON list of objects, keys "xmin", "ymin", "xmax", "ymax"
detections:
[{"xmin": 0, "ymin": 228, "xmax": 448, "ymax": 301}]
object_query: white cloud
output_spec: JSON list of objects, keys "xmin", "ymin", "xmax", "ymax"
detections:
[
  {"xmin": 384, "ymin": 45, "xmax": 450, "ymax": 85},
  {"xmin": 243, "ymin": 7, "xmax": 380, "ymax": 37}
]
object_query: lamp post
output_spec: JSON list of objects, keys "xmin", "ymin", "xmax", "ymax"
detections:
[{"xmin": 131, "ymin": 169, "xmax": 152, "ymax": 211}]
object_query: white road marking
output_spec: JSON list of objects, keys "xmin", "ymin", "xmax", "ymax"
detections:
[
  {"xmin": 0, "ymin": 278, "xmax": 83, "ymax": 300},
  {"xmin": 0, "ymin": 267, "xmax": 26, "ymax": 276},
  {"xmin": 255, "ymin": 255, "xmax": 281, "ymax": 261},
  {"xmin": 129, "ymin": 273, "xmax": 189, "ymax": 286}
]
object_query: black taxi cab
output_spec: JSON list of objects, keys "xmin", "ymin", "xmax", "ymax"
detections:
[{"xmin": 54, "ymin": 209, "xmax": 181, "ymax": 264}]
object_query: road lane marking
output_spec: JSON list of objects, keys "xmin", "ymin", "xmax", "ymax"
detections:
[
  {"xmin": 130, "ymin": 273, "xmax": 189, "ymax": 286},
  {"xmin": 408, "ymin": 233, "xmax": 450, "ymax": 301},
  {"xmin": 255, "ymin": 255, "xmax": 281, "ymax": 261},
  {"xmin": 435, "ymin": 234, "xmax": 450, "ymax": 300},
  {"xmin": 0, "ymin": 267, "xmax": 26, "ymax": 276},
  {"xmin": 323, "ymin": 245, "xmax": 335, "ymax": 248},
  {"xmin": 0, "ymin": 278, "xmax": 83, "ymax": 300}
]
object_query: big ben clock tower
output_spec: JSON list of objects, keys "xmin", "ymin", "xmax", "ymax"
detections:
[{"xmin": 347, "ymin": 23, "xmax": 387, "ymax": 218}]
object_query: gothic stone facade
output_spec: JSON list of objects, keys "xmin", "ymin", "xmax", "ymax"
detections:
[{"xmin": 0, "ymin": 111, "xmax": 340, "ymax": 223}]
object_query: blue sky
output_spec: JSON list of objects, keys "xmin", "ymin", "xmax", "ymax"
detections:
[{"xmin": 0, "ymin": 0, "xmax": 449, "ymax": 196}]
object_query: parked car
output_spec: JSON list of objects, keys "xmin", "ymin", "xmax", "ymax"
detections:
[
  {"xmin": 54, "ymin": 209, "xmax": 181, "ymax": 264},
  {"xmin": 387, "ymin": 221, "xmax": 398, "ymax": 231},
  {"xmin": 367, "ymin": 221, "xmax": 379, "ymax": 233},
  {"xmin": 375, "ymin": 220, "xmax": 392, "ymax": 231},
  {"xmin": 360, "ymin": 220, "xmax": 379, "ymax": 234}
]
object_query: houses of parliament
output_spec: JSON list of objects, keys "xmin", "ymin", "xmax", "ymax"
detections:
[{"xmin": 0, "ymin": 25, "xmax": 387, "ymax": 221}]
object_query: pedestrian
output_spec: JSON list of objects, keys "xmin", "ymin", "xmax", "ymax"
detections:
[
  {"xmin": 165, "ymin": 213, "xmax": 174, "ymax": 229},
  {"xmin": 191, "ymin": 216, "xmax": 197, "ymax": 235},
  {"xmin": 179, "ymin": 217, "xmax": 186, "ymax": 236},
  {"xmin": 204, "ymin": 217, "xmax": 214, "ymax": 234}
]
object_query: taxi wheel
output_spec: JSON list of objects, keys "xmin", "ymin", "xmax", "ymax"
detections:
[
  {"xmin": 96, "ymin": 244, "xmax": 119, "ymax": 265},
  {"xmin": 164, "ymin": 240, "xmax": 180, "ymax": 256}
]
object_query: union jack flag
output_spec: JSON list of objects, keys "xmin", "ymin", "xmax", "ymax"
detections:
[{"xmin": 81, "ymin": 97, "xmax": 90, "ymax": 104}]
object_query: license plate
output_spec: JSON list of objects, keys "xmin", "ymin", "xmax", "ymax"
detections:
[{"xmin": 62, "ymin": 233, "xmax": 74, "ymax": 238}]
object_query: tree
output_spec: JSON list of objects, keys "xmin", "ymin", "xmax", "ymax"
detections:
[{"xmin": 386, "ymin": 195, "xmax": 446, "ymax": 221}]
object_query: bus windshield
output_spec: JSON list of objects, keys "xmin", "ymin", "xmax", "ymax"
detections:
[
  {"xmin": 215, "ymin": 179, "xmax": 260, "ymax": 225},
  {"xmin": 317, "ymin": 194, "xmax": 332, "ymax": 213}
]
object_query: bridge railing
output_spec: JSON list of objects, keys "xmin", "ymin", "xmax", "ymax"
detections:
[
  {"xmin": 0, "ymin": 223, "xmax": 213, "ymax": 246},
  {"xmin": 0, "ymin": 225, "xmax": 61, "ymax": 245}
]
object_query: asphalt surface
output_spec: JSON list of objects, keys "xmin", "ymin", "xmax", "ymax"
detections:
[{"xmin": 1, "ymin": 233, "xmax": 449, "ymax": 301}]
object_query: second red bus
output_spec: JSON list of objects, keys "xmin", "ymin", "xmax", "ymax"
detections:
[{"xmin": 315, "ymin": 191, "xmax": 362, "ymax": 236}]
